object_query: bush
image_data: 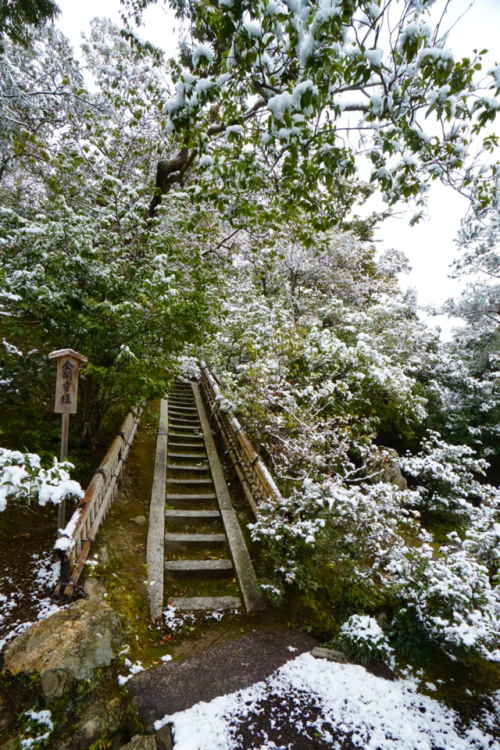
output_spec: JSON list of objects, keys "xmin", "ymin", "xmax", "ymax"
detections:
[{"xmin": 339, "ymin": 614, "xmax": 392, "ymax": 666}]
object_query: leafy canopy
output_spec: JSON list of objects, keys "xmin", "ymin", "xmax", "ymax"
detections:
[
  {"xmin": 122, "ymin": 0, "xmax": 500, "ymax": 228},
  {"xmin": 0, "ymin": 0, "xmax": 60, "ymax": 51}
]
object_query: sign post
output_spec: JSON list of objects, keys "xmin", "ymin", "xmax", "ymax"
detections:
[{"xmin": 48, "ymin": 348, "xmax": 88, "ymax": 534}]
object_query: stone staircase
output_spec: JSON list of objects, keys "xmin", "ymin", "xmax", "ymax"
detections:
[{"xmin": 147, "ymin": 380, "xmax": 264, "ymax": 617}]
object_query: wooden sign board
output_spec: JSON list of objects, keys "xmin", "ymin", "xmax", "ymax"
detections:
[{"xmin": 48, "ymin": 349, "xmax": 88, "ymax": 415}]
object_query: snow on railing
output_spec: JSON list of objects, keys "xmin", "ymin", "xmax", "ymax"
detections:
[
  {"xmin": 199, "ymin": 362, "xmax": 282, "ymax": 516},
  {"xmin": 53, "ymin": 405, "xmax": 142, "ymax": 599}
]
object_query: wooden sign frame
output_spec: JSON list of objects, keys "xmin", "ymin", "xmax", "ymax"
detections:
[
  {"xmin": 48, "ymin": 349, "xmax": 88, "ymax": 415},
  {"xmin": 48, "ymin": 349, "xmax": 88, "ymax": 536}
]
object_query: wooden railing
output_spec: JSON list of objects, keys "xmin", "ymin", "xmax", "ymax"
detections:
[
  {"xmin": 199, "ymin": 362, "xmax": 282, "ymax": 516},
  {"xmin": 53, "ymin": 405, "xmax": 142, "ymax": 599}
]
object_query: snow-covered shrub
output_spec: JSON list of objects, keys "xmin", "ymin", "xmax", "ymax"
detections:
[
  {"xmin": 388, "ymin": 544, "xmax": 500, "ymax": 661},
  {"xmin": 0, "ymin": 448, "xmax": 83, "ymax": 512},
  {"xmin": 339, "ymin": 615, "xmax": 392, "ymax": 666},
  {"xmin": 178, "ymin": 355, "xmax": 201, "ymax": 381},
  {"xmin": 400, "ymin": 431, "xmax": 500, "ymax": 517},
  {"xmin": 21, "ymin": 709, "xmax": 53, "ymax": 748},
  {"xmin": 462, "ymin": 514, "xmax": 500, "ymax": 580},
  {"xmin": 250, "ymin": 477, "xmax": 422, "ymax": 611}
]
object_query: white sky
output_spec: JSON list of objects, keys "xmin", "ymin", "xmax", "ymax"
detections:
[{"xmin": 55, "ymin": 0, "xmax": 500, "ymax": 340}]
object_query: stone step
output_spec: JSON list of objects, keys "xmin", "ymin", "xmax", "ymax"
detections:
[
  {"xmin": 165, "ymin": 532, "xmax": 226, "ymax": 550},
  {"xmin": 166, "ymin": 478, "xmax": 213, "ymax": 485},
  {"xmin": 169, "ymin": 410, "xmax": 198, "ymax": 417},
  {"xmin": 170, "ymin": 596, "xmax": 242, "ymax": 611},
  {"xmin": 167, "ymin": 464, "xmax": 210, "ymax": 471},
  {"xmin": 165, "ymin": 509, "xmax": 221, "ymax": 525},
  {"xmin": 169, "ymin": 416, "xmax": 201, "ymax": 423},
  {"xmin": 168, "ymin": 453, "xmax": 208, "ymax": 459},
  {"xmin": 168, "ymin": 432, "xmax": 203, "ymax": 438},
  {"xmin": 165, "ymin": 559, "xmax": 234, "ymax": 579},
  {"xmin": 166, "ymin": 493, "xmax": 217, "ymax": 502},
  {"xmin": 168, "ymin": 441, "xmax": 205, "ymax": 448},
  {"xmin": 168, "ymin": 427, "xmax": 203, "ymax": 433}
]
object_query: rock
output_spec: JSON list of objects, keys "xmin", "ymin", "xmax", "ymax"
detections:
[
  {"xmin": 311, "ymin": 647, "xmax": 353, "ymax": 664},
  {"xmin": 3, "ymin": 596, "xmax": 122, "ymax": 699},
  {"xmin": 69, "ymin": 695, "xmax": 131, "ymax": 750},
  {"xmin": 130, "ymin": 516, "xmax": 146, "ymax": 526},
  {"xmin": 111, "ymin": 731, "xmax": 132, "ymax": 750},
  {"xmin": 361, "ymin": 447, "xmax": 407, "ymax": 490},
  {"xmin": 81, "ymin": 719, "xmax": 103, "ymax": 745},
  {"xmin": 121, "ymin": 736, "xmax": 156, "ymax": 750},
  {"xmin": 366, "ymin": 661, "xmax": 395, "ymax": 682},
  {"xmin": 83, "ymin": 578, "xmax": 107, "ymax": 600},
  {"xmin": 99, "ymin": 546, "xmax": 109, "ymax": 565},
  {"xmin": 155, "ymin": 725, "xmax": 173, "ymax": 750},
  {"xmin": 0, "ymin": 740, "xmax": 18, "ymax": 750}
]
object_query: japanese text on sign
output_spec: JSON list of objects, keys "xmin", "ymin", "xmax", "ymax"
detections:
[{"xmin": 54, "ymin": 356, "xmax": 80, "ymax": 414}]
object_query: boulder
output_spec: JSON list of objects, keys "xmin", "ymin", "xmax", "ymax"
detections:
[
  {"xmin": 130, "ymin": 516, "xmax": 146, "ymax": 526},
  {"xmin": 83, "ymin": 578, "xmax": 107, "ymax": 600},
  {"xmin": 361, "ymin": 447, "xmax": 407, "ymax": 490},
  {"xmin": 311, "ymin": 647, "xmax": 353, "ymax": 664},
  {"xmin": 121, "ymin": 737, "xmax": 156, "ymax": 750},
  {"xmin": 3, "ymin": 596, "xmax": 122, "ymax": 699},
  {"xmin": 155, "ymin": 726, "xmax": 173, "ymax": 750}
]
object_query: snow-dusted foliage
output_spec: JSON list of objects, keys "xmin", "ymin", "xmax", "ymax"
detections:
[
  {"xmin": 0, "ymin": 449, "xmax": 83, "ymax": 512},
  {"xmin": 389, "ymin": 545, "xmax": 500, "ymax": 661},
  {"xmin": 340, "ymin": 614, "xmax": 392, "ymax": 666},
  {"xmin": 433, "ymin": 177, "xmax": 500, "ymax": 463},
  {"xmin": 123, "ymin": 0, "xmax": 500, "ymax": 230},
  {"xmin": 202, "ymin": 218, "xmax": 500, "ymax": 661},
  {"xmin": 0, "ymin": 21, "xmax": 216, "ymax": 444},
  {"xmin": 206, "ymin": 226, "xmax": 430, "ymax": 477},
  {"xmin": 400, "ymin": 431, "xmax": 500, "ymax": 515},
  {"xmin": 21, "ymin": 709, "xmax": 54, "ymax": 749}
]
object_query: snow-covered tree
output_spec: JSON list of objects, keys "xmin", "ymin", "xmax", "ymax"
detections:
[
  {"xmin": 201, "ymin": 215, "xmax": 500, "ymax": 661},
  {"xmin": 122, "ymin": 0, "xmax": 500, "ymax": 228},
  {"xmin": 0, "ymin": 22, "xmax": 216, "ymax": 446}
]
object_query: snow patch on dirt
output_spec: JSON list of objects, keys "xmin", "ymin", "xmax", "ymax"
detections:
[{"xmin": 155, "ymin": 652, "xmax": 498, "ymax": 749}]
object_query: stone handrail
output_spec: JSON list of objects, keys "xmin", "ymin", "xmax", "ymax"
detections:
[
  {"xmin": 199, "ymin": 362, "xmax": 282, "ymax": 516},
  {"xmin": 54, "ymin": 405, "xmax": 142, "ymax": 598}
]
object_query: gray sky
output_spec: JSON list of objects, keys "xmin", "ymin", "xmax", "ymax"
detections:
[{"xmin": 55, "ymin": 0, "xmax": 500, "ymax": 340}]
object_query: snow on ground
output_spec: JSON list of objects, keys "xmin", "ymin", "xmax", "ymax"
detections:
[
  {"xmin": 156, "ymin": 653, "xmax": 500, "ymax": 750},
  {"xmin": 0, "ymin": 551, "xmax": 62, "ymax": 652}
]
